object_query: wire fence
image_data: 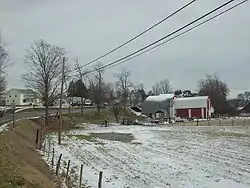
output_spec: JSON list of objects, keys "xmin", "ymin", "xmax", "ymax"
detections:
[
  {"xmin": 176, "ymin": 118, "xmax": 250, "ymax": 127},
  {"xmin": 36, "ymin": 133, "xmax": 103, "ymax": 188}
]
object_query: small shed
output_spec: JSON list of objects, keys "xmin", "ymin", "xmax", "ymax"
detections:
[{"xmin": 142, "ymin": 94, "xmax": 175, "ymax": 119}]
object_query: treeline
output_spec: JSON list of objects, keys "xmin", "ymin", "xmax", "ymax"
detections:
[{"xmin": 1, "ymin": 39, "xmax": 249, "ymax": 120}]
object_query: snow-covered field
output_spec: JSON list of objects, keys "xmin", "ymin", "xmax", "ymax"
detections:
[{"xmin": 45, "ymin": 125, "xmax": 250, "ymax": 188}]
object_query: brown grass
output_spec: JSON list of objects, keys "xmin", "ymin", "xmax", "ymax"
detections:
[
  {"xmin": 0, "ymin": 120, "xmax": 61, "ymax": 188},
  {"xmin": 62, "ymin": 108, "xmax": 146, "ymax": 126}
]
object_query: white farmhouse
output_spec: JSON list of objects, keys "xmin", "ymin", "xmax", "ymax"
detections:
[{"xmin": 5, "ymin": 88, "xmax": 39, "ymax": 106}]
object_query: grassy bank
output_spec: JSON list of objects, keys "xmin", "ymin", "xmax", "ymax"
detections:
[
  {"xmin": 63, "ymin": 108, "xmax": 146, "ymax": 126},
  {"xmin": 0, "ymin": 120, "xmax": 60, "ymax": 188}
]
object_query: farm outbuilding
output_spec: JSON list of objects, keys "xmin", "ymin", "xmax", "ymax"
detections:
[
  {"xmin": 142, "ymin": 94, "xmax": 175, "ymax": 119},
  {"xmin": 142, "ymin": 94, "xmax": 212, "ymax": 120},
  {"xmin": 173, "ymin": 96, "xmax": 212, "ymax": 119}
]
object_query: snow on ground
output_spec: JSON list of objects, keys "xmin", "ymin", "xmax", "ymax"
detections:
[
  {"xmin": 0, "ymin": 123, "xmax": 9, "ymax": 133},
  {"xmin": 45, "ymin": 125, "xmax": 250, "ymax": 188}
]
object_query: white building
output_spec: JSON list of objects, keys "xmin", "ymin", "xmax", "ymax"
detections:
[
  {"xmin": 5, "ymin": 89, "xmax": 39, "ymax": 106},
  {"xmin": 142, "ymin": 94, "xmax": 175, "ymax": 119}
]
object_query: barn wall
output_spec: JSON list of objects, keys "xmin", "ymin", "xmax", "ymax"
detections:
[
  {"xmin": 191, "ymin": 108, "xmax": 202, "ymax": 119},
  {"xmin": 176, "ymin": 109, "xmax": 189, "ymax": 118},
  {"xmin": 174, "ymin": 97, "xmax": 208, "ymax": 109},
  {"xmin": 176, "ymin": 108, "xmax": 209, "ymax": 119}
]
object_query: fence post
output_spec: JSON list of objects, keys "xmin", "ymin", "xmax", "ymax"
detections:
[
  {"xmin": 232, "ymin": 119, "xmax": 234, "ymax": 126},
  {"xmin": 51, "ymin": 148, "xmax": 55, "ymax": 168},
  {"xmin": 79, "ymin": 164, "xmax": 83, "ymax": 188},
  {"xmin": 35, "ymin": 129, "xmax": 40, "ymax": 147},
  {"xmin": 66, "ymin": 160, "xmax": 71, "ymax": 184},
  {"xmin": 56, "ymin": 154, "xmax": 62, "ymax": 176},
  {"xmin": 219, "ymin": 119, "xmax": 222, "ymax": 126},
  {"xmin": 98, "ymin": 171, "xmax": 103, "ymax": 188},
  {"xmin": 196, "ymin": 119, "xmax": 199, "ymax": 126}
]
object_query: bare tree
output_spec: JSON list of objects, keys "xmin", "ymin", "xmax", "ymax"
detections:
[
  {"xmin": 152, "ymin": 82, "xmax": 161, "ymax": 95},
  {"xmin": 22, "ymin": 39, "xmax": 66, "ymax": 147},
  {"xmin": 75, "ymin": 59, "xmax": 88, "ymax": 116},
  {"xmin": 198, "ymin": 74, "xmax": 232, "ymax": 115},
  {"xmin": 152, "ymin": 79, "xmax": 171, "ymax": 95},
  {"xmin": 87, "ymin": 63, "xmax": 105, "ymax": 115},
  {"xmin": 104, "ymin": 82, "xmax": 121, "ymax": 122},
  {"xmin": 159, "ymin": 78, "xmax": 172, "ymax": 94},
  {"xmin": 0, "ymin": 44, "xmax": 10, "ymax": 95},
  {"xmin": 104, "ymin": 82, "xmax": 115, "ymax": 106},
  {"xmin": 237, "ymin": 91, "xmax": 250, "ymax": 105},
  {"xmin": 113, "ymin": 68, "xmax": 133, "ymax": 119}
]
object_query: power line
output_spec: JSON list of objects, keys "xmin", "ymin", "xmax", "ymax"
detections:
[
  {"xmin": 71, "ymin": 0, "xmax": 197, "ymax": 71},
  {"xmin": 105, "ymin": 0, "xmax": 249, "ymax": 70},
  {"xmin": 73, "ymin": 0, "xmax": 236, "ymax": 76}
]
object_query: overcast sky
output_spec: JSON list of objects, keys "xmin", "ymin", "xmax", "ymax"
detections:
[{"xmin": 0, "ymin": 0, "xmax": 250, "ymax": 98}]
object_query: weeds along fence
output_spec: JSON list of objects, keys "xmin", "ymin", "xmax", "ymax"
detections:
[
  {"xmin": 36, "ymin": 134, "xmax": 103, "ymax": 188},
  {"xmin": 178, "ymin": 118, "xmax": 250, "ymax": 126}
]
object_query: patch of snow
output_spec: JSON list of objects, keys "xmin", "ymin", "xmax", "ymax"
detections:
[
  {"xmin": 0, "ymin": 123, "xmax": 9, "ymax": 133},
  {"xmin": 43, "ymin": 125, "xmax": 250, "ymax": 188}
]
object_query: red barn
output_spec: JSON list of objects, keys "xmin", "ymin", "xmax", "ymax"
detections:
[{"xmin": 173, "ymin": 96, "xmax": 212, "ymax": 119}]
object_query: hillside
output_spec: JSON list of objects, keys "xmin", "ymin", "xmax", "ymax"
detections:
[{"xmin": 0, "ymin": 119, "xmax": 61, "ymax": 187}]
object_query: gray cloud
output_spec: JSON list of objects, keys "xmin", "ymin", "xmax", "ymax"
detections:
[{"xmin": 0, "ymin": 0, "xmax": 250, "ymax": 98}]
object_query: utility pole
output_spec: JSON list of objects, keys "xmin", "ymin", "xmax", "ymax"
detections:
[{"xmin": 58, "ymin": 57, "xmax": 65, "ymax": 144}]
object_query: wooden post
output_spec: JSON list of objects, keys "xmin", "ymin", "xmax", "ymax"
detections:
[
  {"xmin": 56, "ymin": 154, "xmax": 62, "ymax": 176},
  {"xmin": 98, "ymin": 171, "xmax": 103, "ymax": 188},
  {"xmin": 79, "ymin": 164, "xmax": 83, "ymax": 188},
  {"xmin": 66, "ymin": 160, "xmax": 70, "ymax": 183},
  {"xmin": 35, "ymin": 129, "xmax": 39, "ymax": 147},
  {"xmin": 232, "ymin": 119, "xmax": 234, "ymax": 126},
  {"xmin": 51, "ymin": 148, "xmax": 55, "ymax": 167}
]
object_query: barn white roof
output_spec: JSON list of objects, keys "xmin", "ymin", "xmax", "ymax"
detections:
[
  {"xmin": 146, "ymin": 94, "xmax": 175, "ymax": 102},
  {"xmin": 174, "ymin": 96, "xmax": 209, "ymax": 109}
]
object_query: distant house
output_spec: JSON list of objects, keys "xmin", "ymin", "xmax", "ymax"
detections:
[
  {"xmin": 5, "ymin": 89, "xmax": 39, "ymax": 106},
  {"xmin": 239, "ymin": 103, "xmax": 250, "ymax": 114},
  {"xmin": 227, "ymin": 98, "xmax": 247, "ymax": 111}
]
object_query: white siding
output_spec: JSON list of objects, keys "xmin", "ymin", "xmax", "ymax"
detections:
[
  {"xmin": 5, "ymin": 89, "xmax": 22, "ymax": 106},
  {"xmin": 5, "ymin": 89, "xmax": 37, "ymax": 106},
  {"xmin": 174, "ymin": 96, "xmax": 208, "ymax": 109}
]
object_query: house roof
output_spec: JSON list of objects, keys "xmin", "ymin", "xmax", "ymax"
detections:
[
  {"xmin": 8, "ymin": 88, "xmax": 38, "ymax": 97},
  {"xmin": 227, "ymin": 99, "xmax": 247, "ymax": 108},
  {"xmin": 239, "ymin": 103, "xmax": 250, "ymax": 113},
  {"xmin": 174, "ymin": 96, "xmax": 209, "ymax": 101},
  {"xmin": 173, "ymin": 96, "xmax": 209, "ymax": 109},
  {"xmin": 146, "ymin": 94, "xmax": 175, "ymax": 102}
]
